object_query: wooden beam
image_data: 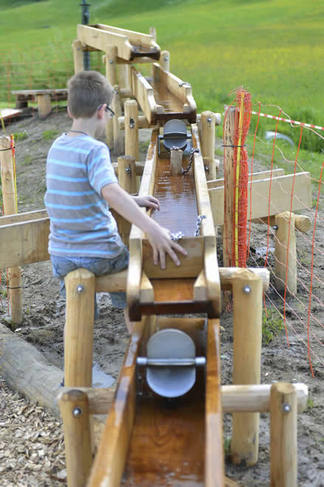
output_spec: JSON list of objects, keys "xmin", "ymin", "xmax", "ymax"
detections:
[
  {"xmin": 192, "ymin": 124, "xmax": 221, "ymax": 316},
  {"xmin": 205, "ymin": 319, "xmax": 224, "ymax": 486},
  {"xmin": 78, "ymin": 24, "xmax": 160, "ymax": 62},
  {"xmin": 0, "ymin": 208, "xmax": 47, "ymax": 225},
  {"xmin": 61, "ymin": 382, "xmax": 307, "ymax": 416},
  {"xmin": 130, "ymin": 66, "xmax": 159, "ymax": 124},
  {"xmin": 209, "ymin": 172, "xmax": 312, "ymax": 225},
  {"xmin": 77, "ymin": 24, "xmax": 133, "ymax": 61},
  {"xmin": 207, "ymin": 168, "xmax": 285, "ymax": 189}
]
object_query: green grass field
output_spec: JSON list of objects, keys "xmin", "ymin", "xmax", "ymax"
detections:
[{"xmin": 0, "ymin": 0, "xmax": 323, "ymax": 177}]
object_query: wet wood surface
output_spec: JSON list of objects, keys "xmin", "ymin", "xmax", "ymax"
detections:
[
  {"xmin": 151, "ymin": 157, "xmax": 198, "ymax": 237},
  {"xmin": 121, "ymin": 317, "xmax": 206, "ymax": 487}
]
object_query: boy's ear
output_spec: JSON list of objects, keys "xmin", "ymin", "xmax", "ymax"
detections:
[{"xmin": 97, "ymin": 104, "xmax": 106, "ymax": 119}]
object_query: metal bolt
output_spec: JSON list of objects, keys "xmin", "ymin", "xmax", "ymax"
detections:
[
  {"xmin": 243, "ymin": 285, "xmax": 251, "ymax": 294},
  {"xmin": 282, "ymin": 403, "xmax": 291, "ymax": 413},
  {"xmin": 125, "ymin": 166, "xmax": 132, "ymax": 175},
  {"xmin": 273, "ymin": 225, "xmax": 279, "ymax": 231},
  {"xmin": 109, "ymin": 59, "xmax": 114, "ymax": 64},
  {"xmin": 73, "ymin": 407, "xmax": 82, "ymax": 417},
  {"xmin": 129, "ymin": 118, "xmax": 135, "ymax": 129},
  {"xmin": 207, "ymin": 117, "xmax": 212, "ymax": 126},
  {"xmin": 76, "ymin": 284, "xmax": 84, "ymax": 294}
]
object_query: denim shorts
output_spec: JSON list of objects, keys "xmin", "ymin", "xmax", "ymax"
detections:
[{"xmin": 51, "ymin": 247, "xmax": 129, "ymax": 309}]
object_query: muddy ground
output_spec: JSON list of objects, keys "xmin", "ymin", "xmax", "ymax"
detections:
[{"xmin": 0, "ymin": 109, "xmax": 323, "ymax": 486}]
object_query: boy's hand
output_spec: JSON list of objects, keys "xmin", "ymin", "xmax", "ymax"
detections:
[
  {"xmin": 147, "ymin": 225, "xmax": 187, "ymax": 269},
  {"xmin": 133, "ymin": 195, "xmax": 160, "ymax": 211}
]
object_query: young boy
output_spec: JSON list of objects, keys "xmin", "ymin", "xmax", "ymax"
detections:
[{"xmin": 44, "ymin": 70, "xmax": 186, "ymax": 324}]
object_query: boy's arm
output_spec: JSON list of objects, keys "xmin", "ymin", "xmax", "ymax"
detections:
[{"xmin": 102, "ymin": 183, "xmax": 186, "ymax": 269}]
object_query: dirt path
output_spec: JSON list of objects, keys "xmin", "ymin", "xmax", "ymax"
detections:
[{"xmin": 0, "ymin": 109, "xmax": 323, "ymax": 486}]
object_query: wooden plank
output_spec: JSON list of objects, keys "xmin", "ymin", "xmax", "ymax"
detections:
[
  {"xmin": 205, "ymin": 319, "xmax": 224, "ymax": 487},
  {"xmin": 130, "ymin": 67, "xmax": 159, "ymax": 124},
  {"xmin": 87, "ymin": 320, "xmax": 146, "ymax": 487},
  {"xmin": 142, "ymin": 237, "xmax": 203, "ymax": 278},
  {"xmin": 12, "ymin": 89, "xmax": 67, "ymax": 96},
  {"xmin": 96, "ymin": 24, "xmax": 159, "ymax": 52},
  {"xmin": 139, "ymin": 272, "xmax": 154, "ymax": 303},
  {"xmin": 207, "ymin": 168, "xmax": 285, "ymax": 189},
  {"xmin": 192, "ymin": 124, "xmax": 221, "ymax": 316},
  {"xmin": 209, "ymin": 172, "xmax": 312, "ymax": 225},
  {"xmin": 0, "ymin": 217, "xmax": 49, "ymax": 269},
  {"xmin": 127, "ymin": 131, "xmax": 158, "ymax": 320}
]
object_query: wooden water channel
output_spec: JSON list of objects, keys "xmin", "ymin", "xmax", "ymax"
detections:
[{"xmin": 86, "ymin": 119, "xmax": 224, "ymax": 485}]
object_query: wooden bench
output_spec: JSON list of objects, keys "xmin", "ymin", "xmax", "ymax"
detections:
[{"xmin": 11, "ymin": 89, "xmax": 68, "ymax": 119}]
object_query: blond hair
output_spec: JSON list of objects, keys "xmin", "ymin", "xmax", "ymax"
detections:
[{"xmin": 67, "ymin": 70, "xmax": 114, "ymax": 118}]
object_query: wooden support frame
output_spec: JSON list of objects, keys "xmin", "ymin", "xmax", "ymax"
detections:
[{"xmin": 77, "ymin": 24, "xmax": 160, "ymax": 62}]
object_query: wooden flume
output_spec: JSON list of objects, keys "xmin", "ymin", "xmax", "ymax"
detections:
[{"xmin": 0, "ymin": 23, "xmax": 311, "ymax": 487}]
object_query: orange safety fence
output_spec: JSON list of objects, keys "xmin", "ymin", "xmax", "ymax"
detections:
[{"xmin": 241, "ymin": 100, "xmax": 324, "ymax": 377}]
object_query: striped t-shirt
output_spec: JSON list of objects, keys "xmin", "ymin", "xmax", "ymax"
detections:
[{"xmin": 44, "ymin": 133, "xmax": 125, "ymax": 258}]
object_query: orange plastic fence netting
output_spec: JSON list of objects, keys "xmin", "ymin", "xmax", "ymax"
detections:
[{"xmin": 244, "ymin": 102, "xmax": 324, "ymax": 377}]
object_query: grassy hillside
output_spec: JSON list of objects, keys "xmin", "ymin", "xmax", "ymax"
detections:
[{"xmin": 0, "ymin": 0, "xmax": 323, "ymax": 167}]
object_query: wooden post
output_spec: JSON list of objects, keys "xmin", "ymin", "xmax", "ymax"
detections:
[
  {"xmin": 170, "ymin": 148, "xmax": 183, "ymax": 175},
  {"xmin": 0, "ymin": 136, "xmax": 22, "ymax": 327},
  {"xmin": 124, "ymin": 99, "xmax": 139, "ymax": 160},
  {"xmin": 64, "ymin": 269, "xmax": 95, "ymax": 387},
  {"xmin": 223, "ymin": 107, "xmax": 236, "ymax": 266},
  {"xmin": 59, "ymin": 389, "xmax": 92, "ymax": 487},
  {"xmin": 117, "ymin": 156, "xmax": 137, "ymax": 244},
  {"xmin": 37, "ymin": 94, "xmax": 51, "ymax": 119},
  {"xmin": 72, "ymin": 40, "xmax": 84, "ymax": 73},
  {"xmin": 270, "ymin": 383, "xmax": 297, "ymax": 487},
  {"xmin": 105, "ymin": 47, "xmax": 117, "ymax": 149},
  {"xmin": 201, "ymin": 111, "xmax": 217, "ymax": 180},
  {"xmin": 119, "ymin": 64, "xmax": 131, "ymax": 93},
  {"xmin": 112, "ymin": 85, "xmax": 123, "ymax": 156},
  {"xmin": 231, "ymin": 270, "xmax": 262, "ymax": 466},
  {"xmin": 160, "ymin": 50, "xmax": 170, "ymax": 72},
  {"xmin": 149, "ymin": 26, "xmax": 157, "ymax": 41},
  {"xmin": 274, "ymin": 211, "xmax": 297, "ymax": 295}
]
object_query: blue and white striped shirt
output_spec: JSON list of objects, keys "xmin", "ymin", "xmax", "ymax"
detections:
[{"xmin": 44, "ymin": 133, "xmax": 125, "ymax": 258}]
